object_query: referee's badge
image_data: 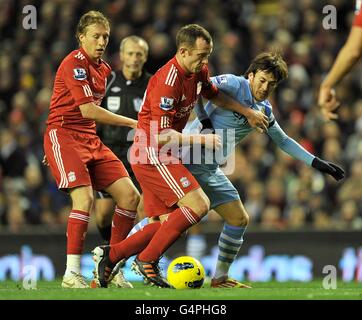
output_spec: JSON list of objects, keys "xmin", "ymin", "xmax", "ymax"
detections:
[
  {"xmin": 180, "ymin": 177, "xmax": 191, "ymax": 188},
  {"xmin": 110, "ymin": 86, "xmax": 121, "ymax": 93},
  {"xmin": 133, "ymin": 97, "xmax": 143, "ymax": 112},
  {"xmin": 107, "ymin": 96, "xmax": 121, "ymax": 112}
]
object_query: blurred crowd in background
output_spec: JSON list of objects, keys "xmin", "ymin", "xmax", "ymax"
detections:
[{"xmin": 0, "ymin": 0, "xmax": 361, "ymax": 232}]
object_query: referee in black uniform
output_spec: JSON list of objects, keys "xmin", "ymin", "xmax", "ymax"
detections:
[{"xmin": 96, "ymin": 36, "xmax": 151, "ymax": 243}]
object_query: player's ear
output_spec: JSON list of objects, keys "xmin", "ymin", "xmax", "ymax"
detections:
[
  {"xmin": 247, "ymin": 72, "xmax": 254, "ymax": 82},
  {"xmin": 78, "ymin": 32, "xmax": 85, "ymax": 45},
  {"xmin": 179, "ymin": 46, "xmax": 188, "ymax": 57}
]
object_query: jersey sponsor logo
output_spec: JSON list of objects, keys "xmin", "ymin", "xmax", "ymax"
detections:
[
  {"xmin": 216, "ymin": 75, "xmax": 228, "ymax": 84},
  {"xmin": 73, "ymin": 68, "xmax": 87, "ymax": 80},
  {"xmin": 175, "ymin": 101, "xmax": 196, "ymax": 119},
  {"xmin": 196, "ymin": 81, "xmax": 202, "ymax": 95},
  {"xmin": 233, "ymin": 111, "xmax": 248, "ymax": 124},
  {"xmin": 180, "ymin": 177, "xmax": 191, "ymax": 188},
  {"xmin": 67, "ymin": 171, "xmax": 76, "ymax": 182},
  {"xmin": 160, "ymin": 96, "xmax": 174, "ymax": 111},
  {"xmin": 107, "ymin": 96, "xmax": 121, "ymax": 112},
  {"xmin": 74, "ymin": 51, "xmax": 85, "ymax": 60},
  {"xmin": 110, "ymin": 86, "xmax": 121, "ymax": 93}
]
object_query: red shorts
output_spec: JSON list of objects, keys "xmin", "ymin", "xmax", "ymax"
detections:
[
  {"xmin": 131, "ymin": 150, "xmax": 200, "ymax": 217},
  {"xmin": 43, "ymin": 125, "xmax": 129, "ymax": 191}
]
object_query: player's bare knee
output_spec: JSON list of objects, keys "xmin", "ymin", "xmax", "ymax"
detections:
[
  {"xmin": 193, "ymin": 196, "xmax": 210, "ymax": 217},
  {"xmin": 226, "ymin": 212, "xmax": 249, "ymax": 227},
  {"xmin": 116, "ymin": 190, "xmax": 140, "ymax": 211},
  {"xmin": 128, "ymin": 190, "xmax": 140, "ymax": 209},
  {"xmin": 240, "ymin": 213, "xmax": 249, "ymax": 227},
  {"xmin": 72, "ymin": 195, "xmax": 94, "ymax": 213},
  {"xmin": 202, "ymin": 196, "xmax": 211, "ymax": 214},
  {"xmin": 70, "ymin": 186, "xmax": 94, "ymax": 213}
]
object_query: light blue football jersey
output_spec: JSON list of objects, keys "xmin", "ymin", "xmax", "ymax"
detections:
[
  {"xmin": 182, "ymin": 74, "xmax": 315, "ymax": 209},
  {"xmin": 185, "ymin": 74, "xmax": 314, "ymax": 168}
]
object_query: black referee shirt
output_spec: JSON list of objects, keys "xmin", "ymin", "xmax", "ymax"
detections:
[{"xmin": 99, "ymin": 70, "xmax": 151, "ymax": 161}]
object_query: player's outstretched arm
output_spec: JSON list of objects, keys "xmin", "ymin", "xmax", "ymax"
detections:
[
  {"xmin": 79, "ymin": 102, "xmax": 137, "ymax": 128},
  {"xmin": 318, "ymin": 26, "xmax": 362, "ymax": 120},
  {"xmin": 268, "ymin": 121, "xmax": 345, "ymax": 181},
  {"xmin": 210, "ymin": 90, "xmax": 268, "ymax": 133}
]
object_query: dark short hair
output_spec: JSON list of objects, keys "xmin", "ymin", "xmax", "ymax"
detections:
[
  {"xmin": 176, "ymin": 24, "xmax": 212, "ymax": 49},
  {"xmin": 244, "ymin": 51, "xmax": 288, "ymax": 83},
  {"xmin": 76, "ymin": 11, "xmax": 110, "ymax": 44}
]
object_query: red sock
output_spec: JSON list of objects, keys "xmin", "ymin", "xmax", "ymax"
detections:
[
  {"xmin": 138, "ymin": 207, "xmax": 200, "ymax": 262},
  {"xmin": 66, "ymin": 210, "xmax": 90, "ymax": 254},
  {"xmin": 110, "ymin": 206, "xmax": 137, "ymax": 245},
  {"xmin": 109, "ymin": 221, "xmax": 161, "ymax": 263}
]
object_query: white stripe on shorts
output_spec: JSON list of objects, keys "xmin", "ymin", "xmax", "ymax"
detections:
[
  {"xmin": 49, "ymin": 129, "xmax": 68, "ymax": 188},
  {"xmin": 146, "ymin": 147, "xmax": 185, "ymax": 199}
]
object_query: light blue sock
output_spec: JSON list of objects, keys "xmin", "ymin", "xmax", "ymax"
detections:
[
  {"xmin": 214, "ymin": 223, "xmax": 246, "ymax": 279},
  {"xmin": 127, "ymin": 217, "xmax": 149, "ymax": 238}
]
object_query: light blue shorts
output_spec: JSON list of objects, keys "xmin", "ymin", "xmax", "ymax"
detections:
[{"xmin": 185, "ymin": 163, "xmax": 240, "ymax": 209}]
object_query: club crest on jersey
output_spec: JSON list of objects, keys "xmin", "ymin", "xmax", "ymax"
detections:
[
  {"xmin": 160, "ymin": 97, "xmax": 174, "ymax": 111},
  {"xmin": 73, "ymin": 68, "xmax": 87, "ymax": 80},
  {"xmin": 196, "ymin": 82, "xmax": 202, "ymax": 95},
  {"xmin": 180, "ymin": 177, "xmax": 191, "ymax": 188},
  {"xmin": 68, "ymin": 171, "xmax": 76, "ymax": 182},
  {"xmin": 262, "ymin": 103, "xmax": 272, "ymax": 117},
  {"xmin": 216, "ymin": 75, "xmax": 228, "ymax": 84}
]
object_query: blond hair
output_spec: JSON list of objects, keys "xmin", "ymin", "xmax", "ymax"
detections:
[
  {"xmin": 120, "ymin": 35, "xmax": 149, "ymax": 55},
  {"xmin": 76, "ymin": 11, "xmax": 110, "ymax": 44}
]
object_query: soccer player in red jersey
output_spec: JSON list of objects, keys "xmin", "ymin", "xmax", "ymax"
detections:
[
  {"xmin": 43, "ymin": 11, "xmax": 140, "ymax": 288},
  {"xmin": 318, "ymin": 0, "xmax": 362, "ymax": 120},
  {"xmin": 92, "ymin": 24, "xmax": 269, "ymax": 288}
]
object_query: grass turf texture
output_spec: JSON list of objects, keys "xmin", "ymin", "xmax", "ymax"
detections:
[{"xmin": 0, "ymin": 280, "xmax": 361, "ymax": 300}]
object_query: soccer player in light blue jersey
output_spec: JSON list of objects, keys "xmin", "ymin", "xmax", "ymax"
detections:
[
  {"xmin": 183, "ymin": 51, "xmax": 344, "ymax": 288},
  {"xmin": 127, "ymin": 51, "xmax": 345, "ymax": 288}
]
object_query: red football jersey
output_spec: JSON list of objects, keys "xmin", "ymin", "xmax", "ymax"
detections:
[
  {"xmin": 46, "ymin": 47, "xmax": 111, "ymax": 134},
  {"xmin": 135, "ymin": 56, "xmax": 218, "ymax": 148},
  {"xmin": 353, "ymin": 0, "xmax": 362, "ymax": 27}
]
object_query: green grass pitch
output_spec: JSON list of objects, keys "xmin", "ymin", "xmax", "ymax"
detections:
[{"xmin": 0, "ymin": 280, "xmax": 361, "ymax": 300}]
